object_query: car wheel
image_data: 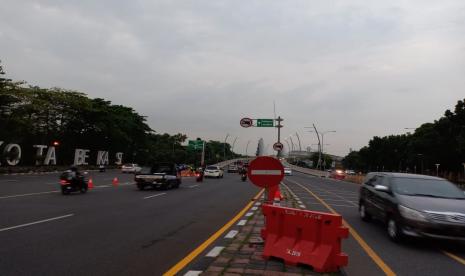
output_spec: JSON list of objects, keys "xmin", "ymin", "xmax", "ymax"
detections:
[
  {"xmin": 137, "ymin": 184, "xmax": 145, "ymax": 191},
  {"xmin": 359, "ymin": 203, "xmax": 372, "ymax": 222},
  {"xmin": 387, "ymin": 217, "xmax": 403, "ymax": 242},
  {"xmin": 174, "ymin": 180, "xmax": 180, "ymax": 189},
  {"xmin": 61, "ymin": 188, "xmax": 70, "ymax": 195},
  {"xmin": 80, "ymin": 187, "xmax": 88, "ymax": 194}
]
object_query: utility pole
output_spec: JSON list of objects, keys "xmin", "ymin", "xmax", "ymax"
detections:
[
  {"xmin": 276, "ymin": 116, "xmax": 283, "ymax": 157},
  {"xmin": 246, "ymin": 140, "xmax": 251, "ymax": 157}
]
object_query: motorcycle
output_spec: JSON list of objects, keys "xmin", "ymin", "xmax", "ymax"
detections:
[
  {"xmin": 59, "ymin": 171, "xmax": 88, "ymax": 195},
  {"xmin": 195, "ymin": 168, "xmax": 204, "ymax": 182},
  {"xmin": 240, "ymin": 172, "xmax": 247, "ymax": 182}
]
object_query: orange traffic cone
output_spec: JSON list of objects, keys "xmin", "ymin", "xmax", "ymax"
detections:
[
  {"xmin": 88, "ymin": 178, "xmax": 94, "ymax": 189},
  {"xmin": 112, "ymin": 177, "xmax": 119, "ymax": 187}
]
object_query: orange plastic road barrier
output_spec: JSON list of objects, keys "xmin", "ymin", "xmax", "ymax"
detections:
[
  {"xmin": 88, "ymin": 178, "xmax": 94, "ymax": 189},
  {"xmin": 112, "ymin": 177, "xmax": 119, "ymax": 186},
  {"xmin": 261, "ymin": 204, "xmax": 349, "ymax": 273}
]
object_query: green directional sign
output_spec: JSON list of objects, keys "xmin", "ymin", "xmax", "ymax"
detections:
[
  {"xmin": 257, "ymin": 119, "xmax": 274, "ymax": 127},
  {"xmin": 188, "ymin": 140, "xmax": 204, "ymax": 150}
]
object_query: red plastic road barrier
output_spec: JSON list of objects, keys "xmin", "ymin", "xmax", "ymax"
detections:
[{"xmin": 261, "ymin": 204, "xmax": 349, "ymax": 273}]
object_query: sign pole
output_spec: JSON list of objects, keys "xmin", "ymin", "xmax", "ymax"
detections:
[
  {"xmin": 276, "ymin": 116, "xmax": 283, "ymax": 157},
  {"xmin": 201, "ymin": 141, "xmax": 206, "ymax": 167}
]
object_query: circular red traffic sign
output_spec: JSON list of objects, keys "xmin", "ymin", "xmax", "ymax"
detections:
[
  {"xmin": 247, "ymin": 156, "xmax": 284, "ymax": 188},
  {"xmin": 240, "ymin": 117, "xmax": 253, "ymax": 128},
  {"xmin": 273, "ymin": 142, "xmax": 283, "ymax": 151}
]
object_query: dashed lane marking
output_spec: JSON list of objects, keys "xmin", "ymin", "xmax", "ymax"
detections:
[
  {"xmin": 0, "ymin": 214, "xmax": 74, "ymax": 232},
  {"xmin": 251, "ymin": 206, "xmax": 258, "ymax": 211},
  {"xmin": 184, "ymin": 271, "xmax": 202, "ymax": 276},
  {"xmin": 237, "ymin": 220, "xmax": 247, "ymax": 226},
  {"xmin": 143, "ymin": 193, "xmax": 167, "ymax": 200},
  {"xmin": 188, "ymin": 185, "xmax": 200, "ymax": 188},
  {"xmin": 245, "ymin": 212, "xmax": 254, "ymax": 217},
  {"xmin": 0, "ymin": 190, "xmax": 59, "ymax": 199},
  {"xmin": 206, "ymin": 246, "xmax": 225, "ymax": 257},
  {"xmin": 224, "ymin": 230, "xmax": 239, "ymax": 239}
]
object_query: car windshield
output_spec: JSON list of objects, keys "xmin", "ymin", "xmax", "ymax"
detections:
[
  {"xmin": 206, "ymin": 166, "xmax": 218, "ymax": 170},
  {"xmin": 392, "ymin": 178, "xmax": 465, "ymax": 199},
  {"xmin": 151, "ymin": 164, "xmax": 173, "ymax": 174}
]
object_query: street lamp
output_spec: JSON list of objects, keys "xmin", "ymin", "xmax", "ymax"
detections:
[
  {"xmin": 435, "ymin": 163, "xmax": 440, "ymax": 176},
  {"xmin": 245, "ymin": 140, "xmax": 251, "ymax": 157}
]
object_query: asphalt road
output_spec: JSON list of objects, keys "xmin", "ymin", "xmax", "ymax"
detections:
[
  {"xmin": 283, "ymin": 172, "xmax": 465, "ymax": 276},
  {"xmin": 0, "ymin": 170, "xmax": 259, "ymax": 276}
]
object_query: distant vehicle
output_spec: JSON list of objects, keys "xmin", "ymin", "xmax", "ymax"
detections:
[
  {"xmin": 228, "ymin": 164, "xmax": 238, "ymax": 173},
  {"xmin": 204, "ymin": 165, "xmax": 224, "ymax": 178},
  {"xmin": 121, "ymin": 163, "xmax": 142, "ymax": 173},
  {"xmin": 134, "ymin": 163, "xmax": 181, "ymax": 190},
  {"xmin": 284, "ymin": 167, "xmax": 292, "ymax": 176},
  {"xmin": 98, "ymin": 164, "xmax": 106, "ymax": 172},
  {"xmin": 345, "ymin": 169, "xmax": 356, "ymax": 175},
  {"xmin": 330, "ymin": 169, "xmax": 346, "ymax": 180},
  {"xmin": 359, "ymin": 172, "xmax": 465, "ymax": 242}
]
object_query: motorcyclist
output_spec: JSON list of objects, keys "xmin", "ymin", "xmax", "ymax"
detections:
[{"xmin": 69, "ymin": 166, "xmax": 84, "ymax": 189}]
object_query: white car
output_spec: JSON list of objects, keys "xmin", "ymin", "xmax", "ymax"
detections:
[
  {"xmin": 284, "ymin": 167, "xmax": 292, "ymax": 176},
  {"xmin": 121, "ymin": 163, "xmax": 142, "ymax": 173},
  {"xmin": 204, "ymin": 165, "xmax": 224, "ymax": 178}
]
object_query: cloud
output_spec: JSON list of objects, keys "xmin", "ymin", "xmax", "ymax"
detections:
[{"xmin": 1, "ymin": 0, "xmax": 465, "ymax": 156}]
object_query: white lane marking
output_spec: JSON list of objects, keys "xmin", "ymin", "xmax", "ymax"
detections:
[
  {"xmin": 224, "ymin": 230, "xmax": 239, "ymax": 239},
  {"xmin": 237, "ymin": 220, "xmax": 247, "ymax": 226},
  {"xmin": 299, "ymin": 205, "xmax": 306, "ymax": 209},
  {"xmin": 95, "ymin": 185, "xmax": 110, "ymax": 188},
  {"xmin": 188, "ymin": 185, "xmax": 199, "ymax": 188},
  {"xmin": 251, "ymin": 170, "xmax": 282, "ymax": 175},
  {"xmin": 0, "ymin": 214, "xmax": 74, "ymax": 232},
  {"xmin": 0, "ymin": 180, "xmax": 19, "ymax": 183},
  {"xmin": 245, "ymin": 212, "xmax": 254, "ymax": 217},
  {"xmin": 251, "ymin": 206, "xmax": 258, "ymax": 211},
  {"xmin": 143, "ymin": 193, "xmax": 167, "ymax": 199},
  {"xmin": 254, "ymin": 202, "xmax": 261, "ymax": 206},
  {"xmin": 206, "ymin": 246, "xmax": 224, "ymax": 257},
  {"xmin": 0, "ymin": 190, "xmax": 59, "ymax": 199},
  {"xmin": 184, "ymin": 271, "xmax": 202, "ymax": 276}
]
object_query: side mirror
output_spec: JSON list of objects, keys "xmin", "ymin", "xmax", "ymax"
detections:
[{"xmin": 374, "ymin": 185, "xmax": 389, "ymax": 192}]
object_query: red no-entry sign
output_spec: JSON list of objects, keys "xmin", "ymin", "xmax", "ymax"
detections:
[{"xmin": 248, "ymin": 156, "xmax": 284, "ymax": 188}]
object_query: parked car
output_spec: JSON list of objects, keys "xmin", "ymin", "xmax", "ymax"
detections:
[
  {"xmin": 204, "ymin": 165, "xmax": 224, "ymax": 178},
  {"xmin": 359, "ymin": 172, "xmax": 465, "ymax": 242},
  {"xmin": 121, "ymin": 163, "xmax": 142, "ymax": 173},
  {"xmin": 284, "ymin": 167, "xmax": 292, "ymax": 176}
]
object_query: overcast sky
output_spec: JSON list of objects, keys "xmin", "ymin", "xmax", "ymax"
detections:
[{"xmin": 1, "ymin": 0, "xmax": 465, "ymax": 156}]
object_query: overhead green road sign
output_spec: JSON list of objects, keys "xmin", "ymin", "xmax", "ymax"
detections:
[
  {"xmin": 188, "ymin": 140, "xmax": 204, "ymax": 150},
  {"xmin": 257, "ymin": 119, "xmax": 274, "ymax": 127}
]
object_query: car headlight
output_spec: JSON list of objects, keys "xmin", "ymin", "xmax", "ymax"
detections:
[{"xmin": 398, "ymin": 205, "xmax": 428, "ymax": 222}]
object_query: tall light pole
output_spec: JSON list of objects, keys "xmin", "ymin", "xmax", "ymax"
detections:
[
  {"xmin": 231, "ymin": 137, "xmax": 238, "ymax": 158},
  {"xmin": 295, "ymin": 132, "xmax": 302, "ymax": 151},
  {"xmin": 284, "ymin": 139, "xmax": 291, "ymax": 157},
  {"xmin": 245, "ymin": 140, "xmax": 251, "ymax": 157},
  {"xmin": 223, "ymin": 133, "xmax": 230, "ymax": 160}
]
